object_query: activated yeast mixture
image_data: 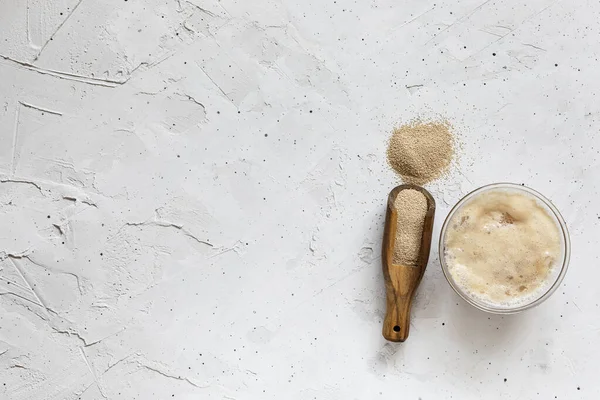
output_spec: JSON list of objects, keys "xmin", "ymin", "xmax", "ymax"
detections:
[{"xmin": 444, "ymin": 189, "xmax": 562, "ymax": 306}]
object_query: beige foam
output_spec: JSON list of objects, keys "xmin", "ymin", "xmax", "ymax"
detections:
[{"xmin": 444, "ymin": 189, "xmax": 561, "ymax": 307}]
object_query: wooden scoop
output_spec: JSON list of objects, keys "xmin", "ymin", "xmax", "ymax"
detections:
[{"xmin": 382, "ymin": 184, "xmax": 435, "ymax": 342}]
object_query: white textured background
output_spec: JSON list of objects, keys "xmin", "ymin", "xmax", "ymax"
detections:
[{"xmin": 0, "ymin": 0, "xmax": 598, "ymax": 399}]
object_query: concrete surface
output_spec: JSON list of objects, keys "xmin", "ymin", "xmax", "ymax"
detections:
[{"xmin": 0, "ymin": 0, "xmax": 598, "ymax": 399}]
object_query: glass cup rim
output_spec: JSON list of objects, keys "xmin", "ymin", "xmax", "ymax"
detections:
[{"xmin": 438, "ymin": 182, "xmax": 571, "ymax": 314}]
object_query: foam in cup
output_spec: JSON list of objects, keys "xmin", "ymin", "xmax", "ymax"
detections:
[{"xmin": 444, "ymin": 187, "xmax": 563, "ymax": 309}]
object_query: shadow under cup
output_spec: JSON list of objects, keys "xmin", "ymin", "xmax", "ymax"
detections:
[{"xmin": 438, "ymin": 183, "xmax": 571, "ymax": 314}]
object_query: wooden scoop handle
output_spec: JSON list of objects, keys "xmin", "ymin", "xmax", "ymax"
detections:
[
  {"xmin": 381, "ymin": 185, "xmax": 435, "ymax": 342},
  {"xmin": 382, "ymin": 264, "xmax": 423, "ymax": 341}
]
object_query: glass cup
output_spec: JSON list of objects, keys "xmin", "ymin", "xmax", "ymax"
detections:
[{"xmin": 439, "ymin": 183, "xmax": 571, "ymax": 314}]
